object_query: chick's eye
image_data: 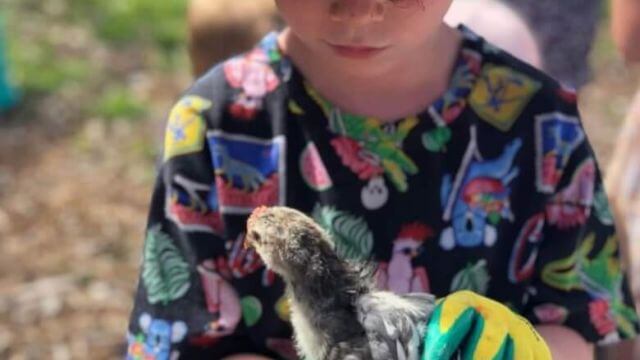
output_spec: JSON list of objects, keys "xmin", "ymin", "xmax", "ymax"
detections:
[{"xmin": 250, "ymin": 231, "xmax": 261, "ymax": 243}]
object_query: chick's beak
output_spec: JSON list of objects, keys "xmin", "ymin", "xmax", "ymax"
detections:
[
  {"xmin": 243, "ymin": 235, "xmax": 254, "ymax": 250},
  {"xmin": 245, "ymin": 206, "xmax": 269, "ymax": 250}
]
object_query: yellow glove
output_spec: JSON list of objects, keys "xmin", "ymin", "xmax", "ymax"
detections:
[{"xmin": 422, "ymin": 291, "xmax": 551, "ymax": 360}]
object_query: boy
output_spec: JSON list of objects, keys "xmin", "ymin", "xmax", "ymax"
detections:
[{"xmin": 126, "ymin": 1, "xmax": 639, "ymax": 359}]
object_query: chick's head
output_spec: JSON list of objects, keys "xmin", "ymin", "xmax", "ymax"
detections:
[{"xmin": 245, "ymin": 206, "xmax": 335, "ymax": 278}]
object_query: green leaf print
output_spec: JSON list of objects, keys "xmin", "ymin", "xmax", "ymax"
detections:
[
  {"xmin": 142, "ymin": 225, "xmax": 191, "ymax": 305},
  {"xmin": 542, "ymin": 234, "xmax": 638, "ymax": 338},
  {"xmin": 304, "ymin": 84, "xmax": 418, "ymax": 192},
  {"xmin": 312, "ymin": 204, "xmax": 373, "ymax": 261},
  {"xmin": 241, "ymin": 296, "xmax": 263, "ymax": 327},
  {"xmin": 487, "ymin": 212, "xmax": 501, "ymax": 226},
  {"xmin": 422, "ymin": 127, "xmax": 452, "ymax": 153},
  {"xmin": 450, "ymin": 259, "xmax": 490, "ymax": 295}
]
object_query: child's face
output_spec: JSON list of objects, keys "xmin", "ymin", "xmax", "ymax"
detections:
[{"xmin": 275, "ymin": 0, "xmax": 454, "ymax": 71}]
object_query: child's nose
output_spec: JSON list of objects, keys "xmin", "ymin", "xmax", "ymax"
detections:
[{"xmin": 329, "ymin": 0, "xmax": 386, "ymax": 23}]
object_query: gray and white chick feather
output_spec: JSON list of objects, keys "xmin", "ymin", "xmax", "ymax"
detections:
[{"xmin": 245, "ymin": 206, "xmax": 436, "ymax": 360}]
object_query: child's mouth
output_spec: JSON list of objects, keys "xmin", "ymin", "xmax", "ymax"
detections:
[{"xmin": 327, "ymin": 43, "xmax": 388, "ymax": 59}]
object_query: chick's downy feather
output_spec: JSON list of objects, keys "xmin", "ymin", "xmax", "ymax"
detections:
[{"xmin": 245, "ymin": 206, "xmax": 436, "ymax": 360}]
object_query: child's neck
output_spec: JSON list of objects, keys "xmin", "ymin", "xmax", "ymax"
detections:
[{"xmin": 279, "ymin": 25, "xmax": 462, "ymax": 123}]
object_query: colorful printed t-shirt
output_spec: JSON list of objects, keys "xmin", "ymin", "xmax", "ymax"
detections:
[{"xmin": 126, "ymin": 28, "xmax": 640, "ymax": 360}]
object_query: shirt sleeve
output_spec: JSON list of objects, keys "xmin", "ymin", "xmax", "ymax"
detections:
[
  {"xmin": 125, "ymin": 92, "xmax": 277, "ymax": 359},
  {"xmin": 524, "ymin": 103, "xmax": 640, "ymax": 345}
]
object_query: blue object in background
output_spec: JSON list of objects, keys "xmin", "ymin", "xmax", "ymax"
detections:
[{"xmin": 0, "ymin": 18, "xmax": 19, "ymax": 113}]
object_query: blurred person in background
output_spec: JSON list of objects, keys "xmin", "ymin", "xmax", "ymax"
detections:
[
  {"xmin": 609, "ymin": 0, "xmax": 640, "ymax": 305},
  {"xmin": 611, "ymin": 0, "xmax": 640, "ymax": 62},
  {"xmin": 604, "ymin": 0, "xmax": 640, "ymax": 357},
  {"xmin": 449, "ymin": 0, "xmax": 603, "ymax": 90},
  {"xmin": 0, "ymin": 16, "xmax": 19, "ymax": 116},
  {"xmin": 444, "ymin": 0, "xmax": 542, "ymax": 69},
  {"xmin": 505, "ymin": 0, "xmax": 602, "ymax": 90}
]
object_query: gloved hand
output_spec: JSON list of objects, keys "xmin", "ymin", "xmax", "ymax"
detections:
[{"xmin": 422, "ymin": 291, "xmax": 551, "ymax": 360}]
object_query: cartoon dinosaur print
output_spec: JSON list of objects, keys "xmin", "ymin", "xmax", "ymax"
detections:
[
  {"xmin": 211, "ymin": 143, "xmax": 266, "ymax": 191},
  {"xmin": 172, "ymin": 174, "xmax": 212, "ymax": 211},
  {"xmin": 166, "ymin": 176, "xmax": 224, "ymax": 236},
  {"xmin": 207, "ymin": 132, "xmax": 285, "ymax": 213}
]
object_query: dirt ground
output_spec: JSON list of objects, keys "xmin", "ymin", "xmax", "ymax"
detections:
[{"xmin": 1, "ymin": 11, "xmax": 639, "ymax": 360}]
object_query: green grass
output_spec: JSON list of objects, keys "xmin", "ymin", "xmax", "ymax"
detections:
[
  {"xmin": 5, "ymin": 0, "xmax": 188, "ymax": 95},
  {"xmin": 8, "ymin": 43, "xmax": 91, "ymax": 93},
  {"xmin": 4, "ymin": 9, "xmax": 93, "ymax": 94},
  {"xmin": 69, "ymin": 0, "xmax": 187, "ymax": 52},
  {"xmin": 94, "ymin": 85, "xmax": 147, "ymax": 121}
]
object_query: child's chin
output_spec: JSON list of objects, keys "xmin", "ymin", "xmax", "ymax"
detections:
[{"xmin": 334, "ymin": 58, "xmax": 393, "ymax": 76}]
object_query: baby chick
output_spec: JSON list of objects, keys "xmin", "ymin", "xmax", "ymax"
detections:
[{"xmin": 245, "ymin": 206, "xmax": 436, "ymax": 360}]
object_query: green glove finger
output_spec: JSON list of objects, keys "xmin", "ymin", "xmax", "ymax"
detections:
[
  {"xmin": 503, "ymin": 336, "xmax": 515, "ymax": 360},
  {"xmin": 422, "ymin": 303, "xmax": 476, "ymax": 360},
  {"xmin": 421, "ymin": 291, "xmax": 550, "ymax": 360},
  {"xmin": 461, "ymin": 313, "xmax": 510, "ymax": 360}
]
